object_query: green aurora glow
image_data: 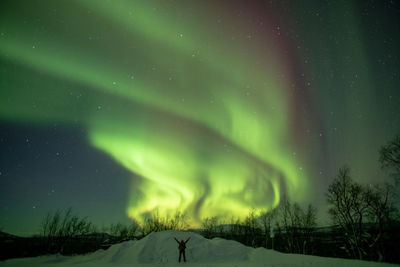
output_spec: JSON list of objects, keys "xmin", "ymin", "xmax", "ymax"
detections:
[
  {"xmin": 1, "ymin": 0, "xmax": 398, "ymax": 229},
  {"xmin": 0, "ymin": 0, "xmax": 306, "ymax": 225}
]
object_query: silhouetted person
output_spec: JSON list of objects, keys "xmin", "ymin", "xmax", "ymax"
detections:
[{"xmin": 174, "ymin": 236, "xmax": 190, "ymax": 262}]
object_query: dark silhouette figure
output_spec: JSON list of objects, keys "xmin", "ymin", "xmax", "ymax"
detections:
[{"xmin": 174, "ymin": 237, "xmax": 190, "ymax": 262}]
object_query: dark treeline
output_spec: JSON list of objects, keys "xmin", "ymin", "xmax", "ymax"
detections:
[
  {"xmin": 200, "ymin": 135, "xmax": 400, "ymax": 263},
  {"xmin": 1, "ymin": 135, "xmax": 399, "ymax": 263},
  {"xmin": 0, "ymin": 209, "xmax": 189, "ymax": 260}
]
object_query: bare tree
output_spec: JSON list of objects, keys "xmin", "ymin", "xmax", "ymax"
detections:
[
  {"xmin": 379, "ymin": 135, "xmax": 400, "ymax": 183},
  {"xmin": 228, "ymin": 217, "xmax": 245, "ymax": 239},
  {"xmin": 127, "ymin": 222, "xmax": 138, "ymax": 239},
  {"xmin": 277, "ymin": 197, "xmax": 317, "ymax": 254},
  {"xmin": 168, "ymin": 211, "xmax": 189, "ymax": 231},
  {"xmin": 278, "ymin": 197, "xmax": 302, "ymax": 253},
  {"xmin": 301, "ymin": 204, "xmax": 317, "ymax": 254},
  {"xmin": 141, "ymin": 211, "xmax": 166, "ymax": 235},
  {"xmin": 40, "ymin": 208, "xmax": 94, "ymax": 253},
  {"xmin": 243, "ymin": 210, "xmax": 261, "ymax": 247},
  {"xmin": 326, "ymin": 166, "xmax": 372, "ymax": 259},
  {"xmin": 259, "ymin": 208, "xmax": 277, "ymax": 248},
  {"xmin": 380, "ymin": 134, "xmax": 400, "ymax": 211},
  {"xmin": 140, "ymin": 210, "xmax": 188, "ymax": 235},
  {"xmin": 365, "ymin": 183, "xmax": 398, "ymax": 261},
  {"xmin": 326, "ymin": 165, "xmax": 400, "ymax": 261},
  {"xmin": 109, "ymin": 222, "xmax": 138, "ymax": 241},
  {"xmin": 201, "ymin": 216, "xmax": 219, "ymax": 238}
]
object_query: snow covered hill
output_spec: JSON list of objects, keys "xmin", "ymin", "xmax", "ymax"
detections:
[{"xmin": 0, "ymin": 230, "xmax": 395, "ymax": 267}]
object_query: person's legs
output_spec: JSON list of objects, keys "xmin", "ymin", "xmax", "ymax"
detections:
[
  {"xmin": 183, "ymin": 250, "xmax": 186, "ymax": 262},
  {"xmin": 179, "ymin": 250, "xmax": 182, "ymax": 262}
]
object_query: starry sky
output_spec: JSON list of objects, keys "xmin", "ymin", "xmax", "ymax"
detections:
[{"xmin": 1, "ymin": 0, "xmax": 399, "ymax": 236}]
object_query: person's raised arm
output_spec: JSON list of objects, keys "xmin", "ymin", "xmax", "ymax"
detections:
[
  {"xmin": 185, "ymin": 237, "xmax": 191, "ymax": 243},
  {"xmin": 174, "ymin": 237, "xmax": 179, "ymax": 243}
]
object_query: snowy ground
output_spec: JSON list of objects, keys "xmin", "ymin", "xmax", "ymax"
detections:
[{"xmin": 0, "ymin": 230, "xmax": 395, "ymax": 267}]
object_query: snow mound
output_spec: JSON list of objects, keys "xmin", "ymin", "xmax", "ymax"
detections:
[
  {"xmin": 82, "ymin": 230, "xmax": 252, "ymax": 264},
  {"xmin": 0, "ymin": 230, "xmax": 396, "ymax": 267}
]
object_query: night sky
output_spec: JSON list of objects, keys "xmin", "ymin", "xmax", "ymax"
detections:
[{"xmin": 1, "ymin": 0, "xmax": 399, "ymax": 236}]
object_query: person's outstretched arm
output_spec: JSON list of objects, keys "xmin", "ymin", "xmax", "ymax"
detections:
[
  {"xmin": 185, "ymin": 237, "xmax": 191, "ymax": 243},
  {"xmin": 174, "ymin": 237, "xmax": 179, "ymax": 244}
]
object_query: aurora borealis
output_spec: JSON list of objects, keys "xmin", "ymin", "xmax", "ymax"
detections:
[{"xmin": 1, "ymin": 0, "xmax": 399, "ymax": 235}]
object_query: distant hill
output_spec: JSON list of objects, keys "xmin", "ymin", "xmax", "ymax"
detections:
[{"xmin": 0, "ymin": 231, "xmax": 20, "ymax": 239}]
